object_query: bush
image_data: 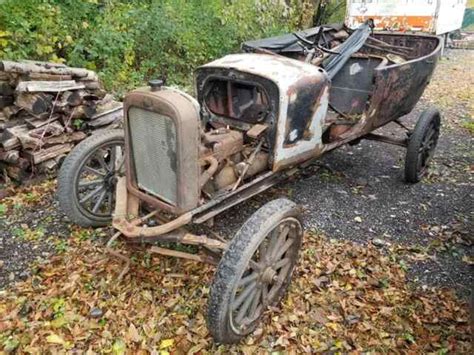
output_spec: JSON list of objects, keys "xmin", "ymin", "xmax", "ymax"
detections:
[
  {"xmin": 0, "ymin": 0, "xmax": 350, "ymax": 94},
  {"xmin": 0, "ymin": 0, "xmax": 329, "ymax": 94}
]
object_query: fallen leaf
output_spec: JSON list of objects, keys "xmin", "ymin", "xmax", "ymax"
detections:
[
  {"xmin": 46, "ymin": 333, "xmax": 65, "ymax": 345},
  {"xmin": 127, "ymin": 323, "xmax": 141, "ymax": 343},
  {"xmin": 112, "ymin": 338, "xmax": 126, "ymax": 355},
  {"xmin": 160, "ymin": 338, "xmax": 174, "ymax": 349}
]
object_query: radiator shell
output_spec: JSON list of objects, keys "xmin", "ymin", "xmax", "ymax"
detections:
[{"xmin": 124, "ymin": 87, "xmax": 200, "ymax": 214}]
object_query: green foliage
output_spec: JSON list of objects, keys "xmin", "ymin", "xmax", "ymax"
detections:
[
  {"xmin": 322, "ymin": 0, "xmax": 346, "ymax": 24},
  {"xmin": 0, "ymin": 0, "xmax": 312, "ymax": 94},
  {"xmin": 461, "ymin": 119, "xmax": 474, "ymax": 135},
  {"xmin": 315, "ymin": 0, "xmax": 346, "ymax": 25}
]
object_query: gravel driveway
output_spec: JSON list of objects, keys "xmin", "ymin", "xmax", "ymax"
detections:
[{"xmin": 1, "ymin": 50, "xmax": 472, "ymax": 296}]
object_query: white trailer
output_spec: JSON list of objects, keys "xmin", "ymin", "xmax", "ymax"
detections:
[{"xmin": 345, "ymin": 0, "xmax": 467, "ymax": 35}]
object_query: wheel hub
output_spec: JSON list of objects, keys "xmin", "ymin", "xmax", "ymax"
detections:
[
  {"xmin": 261, "ymin": 266, "xmax": 277, "ymax": 284},
  {"xmin": 104, "ymin": 173, "xmax": 117, "ymax": 188}
]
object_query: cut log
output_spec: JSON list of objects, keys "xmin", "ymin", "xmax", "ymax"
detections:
[
  {"xmin": 16, "ymin": 109, "xmax": 52, "ymax": 122},
  {"xmin": 0, "ymin": 117, "xmax": 25, "ymax": 131},
  {"xmin": 18, "ymin": 131, "xmax": 86, "ymax": 150},
  {"xmin": 0, "ymin": 60, "xmax": 98, "ymax": 81},
  {"xmin": 20, "ymin": 60, "xmax": 67, "ymax": 68},
  {"xmin": 58, "ymin": 114, "xmax": 73, "ymax": 128},
  {"xmin": 0, "ymin": 95, "xmax": 14, "ymax": 109},
  {"xmin": 0, "ymin": 71, "xmax": 10, "ymax": 80},
  {"xmin": 29, "ymin": 121, "xmax": 64, "ymax": 139},
  {"xmin": 16, "ymin": 80, "xmax": 85, "ymax": 93},
  {"xmin": 65, "ymin": 89, "xmax": 94, "ymax": 106},
  {"xmin": 17, "ymin": 156, "xmax": 31, "ymax": 170},
  {"xmin": 38, "ymin": 158, "xmax": 58, "ymax": 174},
  {"xmin": 55, "ymin": 90, "xmax": 99, "ymax": 112},
  {"xmin": 5, "ymin": 165, "xmax": 29, "ymax": 182},
  {"xmin": 88, "ymin": 88, "xmax": 107, "ymax": 99},
  {"xmin": 0, "ymin": 81, "xmax": 14, "ymax": 96},
  {"xmin": 15, "ymin": 92, "xmax": 53, "ymax": 115},
  {"xmin": 23, "ymin": 143, "xmax": 73, "ymax": 164},
  {"xmin": 2, "ymin": 105, "xmax": 22, "ymax": 119},
  {"xmin": 38, "ymin": 151, "xmax": 66, "ymax": 173},
  {"xmin": 1, "ymin": 125, "xmax": 29, "ymax": 150},
  {"xmin": 24, "ymin": 115, "xmax": 59, "ymax": 129},
  {"xmin": 88, "ymin": 106, "xmax": 123, "ymax": 127},
  {"xmin": 0, "ymin": 149, "xmax": 20, "ymax": 164},
  {"xmin": 82, "ymin": 93, "xmax": 100, "ymax": 102},
  {"xmin": 70, "ymin": 104, "xmax": 97, "ymax": 119},
  {"xmin": 99, "ymin": 93, "xmax": 113, "ymax": 105},
  {"xmin": 0, "ymin": 60, "xmax": 119, "ymax": 182},
  {"xmin": 50, "ymin": 94, "xmax": 70, "ymax": 114},
  {"xmin": 90, "ymin": 119, "xmax": 122, "ymax": 134},
  {"xmin": 21, "ymin": 72, "xmax": 73, "ymax": 81},
  {"xmin": 78, "ymin": 80, "xmax": 101, "ymax": 89},
  {"xmin": 92, "ymin": 96, "xmax": 121, "ymax": 116}
]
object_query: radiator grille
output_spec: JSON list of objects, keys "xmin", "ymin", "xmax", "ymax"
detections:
[{"xmin": 128, "ymin": 107, "xmax": 177, "ymax": 204}]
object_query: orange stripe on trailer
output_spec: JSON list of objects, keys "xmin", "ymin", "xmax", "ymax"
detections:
[{"xmin": 353, "ymin": 16, "xmax": 435, "ymax": 32}]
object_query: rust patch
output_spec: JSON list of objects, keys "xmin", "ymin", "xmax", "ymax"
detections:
[{"xmin": 284, "ymin": 74, "xmax": 328, "ymax": 146}]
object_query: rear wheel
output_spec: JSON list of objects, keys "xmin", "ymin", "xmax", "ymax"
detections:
[
  {"xmin": 405, "ymin": 108, "xmax": 441, "ymax": 183},
  {"xmin": 207, "ymin": 198, "xmax": 303, "ymax": 344},
  {"xmin": 57, "ymin": 130, "xmax": 125, "ymax": 227}
]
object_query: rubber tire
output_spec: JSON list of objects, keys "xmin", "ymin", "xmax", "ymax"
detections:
[
  {"xmin": 405, "ymin": 108, "xmax": 441, "ymax": 183},
  {"xmin": 207, "ymin": 198, "xmax": 303, "ymax": 344},
  {"xmin": 57, "ymin": 130, "xmax": 124, "ymax": 227}
]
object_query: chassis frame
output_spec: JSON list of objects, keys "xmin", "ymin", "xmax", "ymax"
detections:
[{"xmin": 111, "ymin": 117, "xmax": 413, "ymax": 261}]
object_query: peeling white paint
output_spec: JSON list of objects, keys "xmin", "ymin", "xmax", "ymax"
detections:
[
  {"xmin": 203, "ymin": 54, "xmax": 327, "ymax": 95},
  {"xmin": 203, "ymin": 53, "xmax": 330, "ymax": 170},
  {"xmin": 289, "ymin": 129, "xmax": 298, "ymax": 142},
  {"xmin": 350, "ymin": 62, "xmax": 363, "ymax": 75},
  {"xmin": 274, "ymin": 85, "xmax": 329, "ymax": 167}
]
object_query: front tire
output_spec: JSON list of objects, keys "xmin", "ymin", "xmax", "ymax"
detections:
[
  {"xmin": 57, "ymin": 130, "xmax": 125, "ymax": 227},
  {"xmin": 405, "ymin": 108, "xmax": 441, "ymax": 183},
  {"xmin": 207, "ymin": 198, "xmax": 303, "ymax": 344}
]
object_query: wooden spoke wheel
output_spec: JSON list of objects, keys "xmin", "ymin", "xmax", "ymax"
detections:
[
  {"xmin": 58, "ymin": 130, "xmax": 125, "ymax": 227},
  {"xmin": 207, "ymin": 198, "xmax": 303, "ymax": 344},
  {"xmin": 405, "ymin": 108, "xmax": 441, "ymax": 183}
]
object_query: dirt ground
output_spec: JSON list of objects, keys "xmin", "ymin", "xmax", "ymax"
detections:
[{"xmin": 0, "ymin": 49, "xmax": 472, "ymax": 353}]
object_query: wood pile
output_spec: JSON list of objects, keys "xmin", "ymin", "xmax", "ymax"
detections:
[{"xmin": 0, "ymin": 60, "xmax": 122, "ymax": 182}]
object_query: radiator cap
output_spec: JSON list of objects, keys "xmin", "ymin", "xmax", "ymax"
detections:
[{"xmin": 148, "ymin": 79, "xmax": 163, "ymax": 92}]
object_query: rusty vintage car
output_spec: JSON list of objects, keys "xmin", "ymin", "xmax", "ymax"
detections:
[{"xmin": 57, "ymin": 22, "xmax": 442, "ymax": 343}]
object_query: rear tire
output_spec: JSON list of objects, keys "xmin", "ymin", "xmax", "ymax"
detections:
[
  {"xmin": 207, "ymin": 198, "xmax": 303, "ymax": 344},
  {"xmin": 57, "ymin": 130, "xmax": 125, "ymax": 227},
  {"xmin": 405, "ymin": 108, "xmax": 441, "ymax": 183}
]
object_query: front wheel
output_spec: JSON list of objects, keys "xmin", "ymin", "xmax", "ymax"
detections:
[
  {"xmin": 405, "ymin": 108, "xmax": 441, "ymax": 183},
  {"xmin": 207, "ymin": 198, "xmax": 303, "ymax": 344},
  {"xmin": 57, "ymin": 130, "xmax": 125, "ymax": 227}
]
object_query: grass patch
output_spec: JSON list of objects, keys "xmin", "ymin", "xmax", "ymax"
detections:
[{"xmin": 461, "ymin": 119, "xmax": 474, "ymax": 135}]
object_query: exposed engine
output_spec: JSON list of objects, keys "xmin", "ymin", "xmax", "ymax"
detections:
[
  {"xmin": 124, "ymin": 79, "xmax": 273, "ymax": 214},
  {"xmin": 198, "ymin": 127, "xmax": 269, "ymax": 198}
]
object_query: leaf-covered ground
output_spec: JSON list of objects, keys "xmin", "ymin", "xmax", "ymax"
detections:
[
  {"xmin": 0, "ymin": 218, "xmax": 470, "ymax": 353},
  {"xmin": 0, "ymin": 50, "xmax": 472, "ymax": 353}
]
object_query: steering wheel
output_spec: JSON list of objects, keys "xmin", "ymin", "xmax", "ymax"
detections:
[
  {"xmin": 292, "ymin": 32, "xmax": 318, "ymax": 63},
  {"xmin": 293, "ymin": 32, "xmax": 315, "ymax": 47},
  {"xmin": 292, "ymin": 31, "xmax": 341, "ymax": 56}
]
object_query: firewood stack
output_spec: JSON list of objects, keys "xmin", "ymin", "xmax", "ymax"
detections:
[{"xmin": 0, "ymin": 60, "xmax": 122, "ymax": 182}]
